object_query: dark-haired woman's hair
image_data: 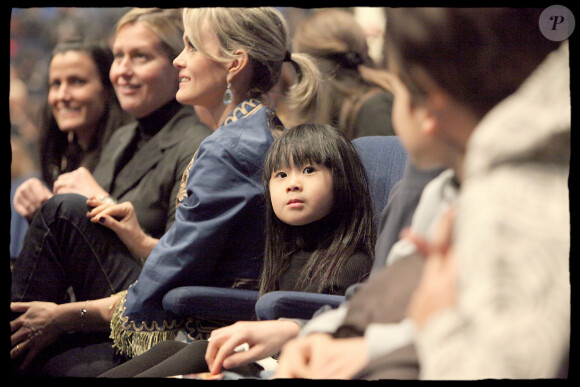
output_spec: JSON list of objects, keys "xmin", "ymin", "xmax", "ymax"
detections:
[
  {"xmin": 292, "ymin": 8, "xmax": 396, "ymax": 140},
  {"xmin": 385, "ymin": 7, "xmax": 561, "ymax": 119},
  {"xmin": 259, "ymin": 124, "xmax": 376, "ymax": 295},
  {"xmin": 38, "ymin": 40, "xmax": 130, "ymax": 186}
]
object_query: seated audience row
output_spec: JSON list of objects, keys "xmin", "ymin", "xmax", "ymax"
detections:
[
  {"xmin": 11, "ymin": 6, "xmax": 319, "ymax": 376},
  {"xmin": 10, "ymin": 7, "xmax": 569, "ymax": 380}
]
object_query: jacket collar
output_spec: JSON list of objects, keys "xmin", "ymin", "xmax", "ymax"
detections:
[{"xmin": 223, "ymin": 99, "xmax": 263, "ymax": 126}]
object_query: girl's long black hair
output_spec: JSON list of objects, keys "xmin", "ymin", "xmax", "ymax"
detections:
[{"xmin": 259, "ymin": 123, "xmax": 376, "ymax": 295}]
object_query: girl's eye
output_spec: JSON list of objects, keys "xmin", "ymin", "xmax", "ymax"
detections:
[
  {"xmin": 303, "ymin": 166, "xmax": 316, "ymax": 174},
  {"xmin": 274, "ymin": 171, "xmax": 287, "ymax": 179}
]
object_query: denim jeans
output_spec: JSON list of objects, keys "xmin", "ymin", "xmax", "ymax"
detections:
[{"xmin": 11, "ymin": 193, "xmax": 143, "ymax": 304}]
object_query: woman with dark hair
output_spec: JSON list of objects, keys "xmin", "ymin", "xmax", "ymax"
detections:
[
  {"xmin": 12, "ymin": 40, "xmax": 130, "ymax": 221},
  {"xmin": 40, "ymin": 41, "xmax": 128, "ymax": 184},
  {"xmin": 289, "ymin": 8, "xmax": 396, "ymax": 140}
]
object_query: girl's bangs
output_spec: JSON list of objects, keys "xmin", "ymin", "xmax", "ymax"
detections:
[{"xmin": 268, "ymin": 134, "xmax": 326, "ymax": 173}]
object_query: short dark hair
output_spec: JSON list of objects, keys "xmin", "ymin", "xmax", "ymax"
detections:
[{"xmin": 385, "ymin": 8, "xmax": 561, "ymax": 118}]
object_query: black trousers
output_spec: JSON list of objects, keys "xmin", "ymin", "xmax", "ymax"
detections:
[
  {"xmin": 11, "ymin": 332, "xmax": 128, "ymax": 377},
  {"xmin": 11, "ymin": 193, "xmax": 142, "ymax": 304},
  {"xmin": 10, "ymin": 193, "xmax": 142, "ymax": 377},
  {"xmin": 99, "ymin": 340, "xmax": 263, "ymax": 378}
]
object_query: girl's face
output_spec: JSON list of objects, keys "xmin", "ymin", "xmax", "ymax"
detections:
[
  {"xmin": 48, "ymin": 51, "xmax": 107, "ymax": 135},
  {"xmin": 110, "ymin": 22, "xmax": 179, "ymax": 118},
  {"xmin": 173, "ymin": 22, "xmax": 229, "ymax": 111},
  {"xmin": 269, "ymin": 158, "xmax": 334, "ymax": 226}
]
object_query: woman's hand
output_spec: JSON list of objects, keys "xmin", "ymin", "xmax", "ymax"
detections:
[
  {"xmin": 53, "ymin": 166, "xmax": 109, "ymax": 199},
  {"xmin": 205, "ymin": 320, "xmax": 301, "ymax": 375},
  {"xmin": 274, "ymin": 334, "xmax": 369, "ymax": 379},
  {"xmin": 13, "ymin": 177, "xmax": 53, "ymax": 221},
  {"xmin": 86, "ymin": 197, "xmax": 157, "ymax": 261},
  {"xmin": 10, "ymin": 301, "xmax": 66, "ymax": 370}
]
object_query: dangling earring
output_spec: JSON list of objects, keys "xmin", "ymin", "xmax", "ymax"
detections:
[{"xmin": 223, "ymin": 81, "xmax": 232, "ymax": 105}]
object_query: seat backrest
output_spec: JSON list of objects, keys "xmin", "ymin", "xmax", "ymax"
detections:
[{"xmin": 353, "ymin": 135, "xmax": 408, "ymax": 226}]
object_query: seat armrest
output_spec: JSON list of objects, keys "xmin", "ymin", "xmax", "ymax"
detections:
[
  {"xmin": 255, "ymin": 291, "xmax": 344, "ymax": 320},
  {"xmin": 162, "ymin": 286, "xmax": 259, "ymax": 321}
]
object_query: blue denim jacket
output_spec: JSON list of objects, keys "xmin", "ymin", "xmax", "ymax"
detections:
[{"xmin": 112, "ymin": 100, "xmax": 284, "ymax": 357}]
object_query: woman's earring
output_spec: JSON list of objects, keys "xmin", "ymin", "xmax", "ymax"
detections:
[{"xmin": 223, "ymin": 81, "xmax": 232, "ymax": 105}]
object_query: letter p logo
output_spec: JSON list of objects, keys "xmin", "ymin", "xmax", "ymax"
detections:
[
  {"xmin": 540, "ymin": 5, "xmax": 575, "ymax": 41},
  {"xmin": 551, "ymin": 15, "xmax": 565, "ymax": 30}
]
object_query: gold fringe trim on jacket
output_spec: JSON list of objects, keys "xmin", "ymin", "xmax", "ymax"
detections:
[
  {"xmin": 223, "ymin": 99, "xmax": 263, "ymax": 126},
  {"xmin": 109, "ymin": 289, "xmax": 184, "ymax": 358}
]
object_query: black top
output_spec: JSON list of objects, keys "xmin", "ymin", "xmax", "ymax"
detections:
[
  {"xmin": 92, "ymin": 103, "xmax": 212, "ymax": 238},
  {"xmin": 354, "ymin": 90, "xmax": 395, "ymax": 138},
  {"xmin": 112, "ymin": 99, "xmax": 182, "ymax": 180},
  {"xmin": 278, "ymin": 249, "xmax": 371, "ymax": 296},
  {"xmin": 277, "ymin": 215, "xmax": 372, "ymax": 295}
]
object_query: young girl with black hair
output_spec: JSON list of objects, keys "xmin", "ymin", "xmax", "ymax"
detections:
[
  {"xmin": 260, "ymin": 122, "xmax": 375, "ymax": 296},
  {"xmin": 99, "ymin": 123, "xmax": 376, "ymax": 378}
]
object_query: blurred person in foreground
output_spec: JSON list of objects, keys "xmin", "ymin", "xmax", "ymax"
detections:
[{"xmin": 274, "ymin": 7, "xmax": 570, "ymax": 380}]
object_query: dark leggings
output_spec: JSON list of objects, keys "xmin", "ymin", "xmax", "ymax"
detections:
[{"xmin": 99, "ymin": 340, "xmax": 263, "ymax": 378}]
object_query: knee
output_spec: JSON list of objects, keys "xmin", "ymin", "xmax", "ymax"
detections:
[{"xmin": 39, "ymin": 193, "xmax": 91, "ymax": 222}]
